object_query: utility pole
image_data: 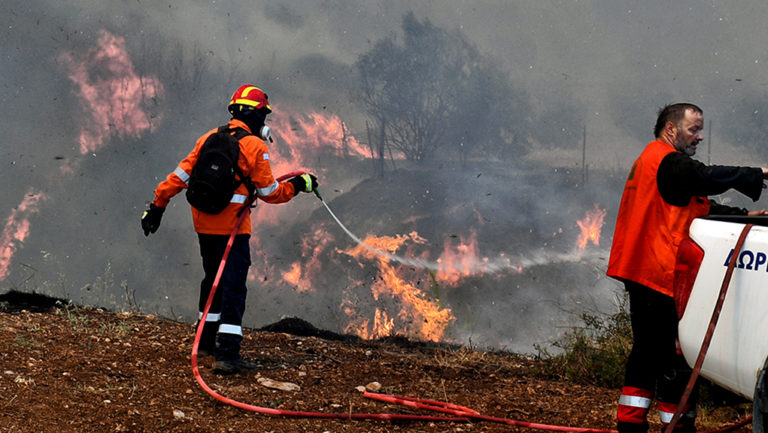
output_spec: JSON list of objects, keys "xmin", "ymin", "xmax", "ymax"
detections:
[
  {"xmin": 708, "ymin": 120, "xmax": 712, "ymax": 165},
  {"xmin": 582, "ymin": 125, "xmax": 588, "ymax": 185}
]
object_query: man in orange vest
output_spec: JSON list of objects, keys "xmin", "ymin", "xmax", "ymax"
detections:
[
  {"xmin": 141, "ymin": 84, "xmax": 318, "ymax": 374},
  {"xmin": 607, "ymin": 103, "xmax": 768, "ymax": 433}
]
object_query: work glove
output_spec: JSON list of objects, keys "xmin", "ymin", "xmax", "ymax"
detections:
[
  {"xmin": 141, "ymin": 203, "xmax": 165, "ymax": 236},
  {"xmin": 288, "ymin": 173, "xmax": 319, "ymax": 194}
]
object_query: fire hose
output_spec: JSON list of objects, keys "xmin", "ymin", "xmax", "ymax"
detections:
[{"xmin": 190, "ymin": 171, "xmax": 752, "ymax": 431}]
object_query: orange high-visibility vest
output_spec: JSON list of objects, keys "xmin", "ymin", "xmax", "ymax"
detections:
[
  {"xmin": 152, "ymin": 119, "xmax": 296, "ymax": 235},
  {"xmin": 607, "ymin": 140, "xmax": 710, "ymax": 296}
]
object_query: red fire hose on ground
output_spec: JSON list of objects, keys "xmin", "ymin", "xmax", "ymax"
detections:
[{"xmin": 189, "ymin": 171, "xmax": 752, "ymax": 432}]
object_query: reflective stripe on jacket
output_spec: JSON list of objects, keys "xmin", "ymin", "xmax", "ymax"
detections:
[
  {"xmin": 606, "ymin": 140, "xmax": 710, "ymax": 297},
  {"xmin": 152, "ymin": 119, "xmax": 297, "ymax": 235}
]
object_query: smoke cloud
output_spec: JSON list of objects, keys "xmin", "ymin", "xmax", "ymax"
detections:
[{"xmin": 3, "ymin": 0, "xmax": 768, "ymax": 352}]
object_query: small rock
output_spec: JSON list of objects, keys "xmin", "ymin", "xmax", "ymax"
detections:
[
  {"xmin": 257, "ymin": 377, "xmax": 301, "ymax": 392},
  {"xmin": 173, "ymin": 409, "xmax": 185, "ymax": 419},
  {"xmin": 14, "ymin": 375, "xmax": 34, "ymax": 386},
  {"xmin": 365, "ymin": 381, "xmax": 382, "ymax": 392},
  {"xmin": 355, "ymin": 386, "xmax": 366, "ymax": 393}
]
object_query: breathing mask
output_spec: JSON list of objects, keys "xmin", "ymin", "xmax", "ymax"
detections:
[
  {"xmin": 259, "ymin": 125, "xmax": 272, "ymax": 143},
  {"xmin": 238, "ymin": 109, "xmax": 273, "ymax": 143}
]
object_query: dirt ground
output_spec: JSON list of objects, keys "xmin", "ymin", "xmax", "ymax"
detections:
[{"xmin": 0, "ymin": 293, "xmax": 752, "ymax": 433}]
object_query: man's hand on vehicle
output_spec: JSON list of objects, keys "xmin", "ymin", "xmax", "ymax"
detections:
[{"xmin": 141, "ymin": 203, "xmax": 165, "ymax": 236}]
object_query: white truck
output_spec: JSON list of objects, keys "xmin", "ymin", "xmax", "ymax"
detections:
[{"xmin": 674, "ymin": 216, "xmax": 768, "ymax": 432}]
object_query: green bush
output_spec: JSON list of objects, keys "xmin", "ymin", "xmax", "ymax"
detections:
[
  {"xmin": 535, "ymin": 294, "xmax": 632, "ymax": 388},
  {"xmin": 534, "ymin": 291, "xmax": 750, "ymax": 414}
]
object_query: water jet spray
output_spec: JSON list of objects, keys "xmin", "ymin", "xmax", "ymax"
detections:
[{"xmin": 314, "ymin": 189, "xmax": 603, "ymax": 275}]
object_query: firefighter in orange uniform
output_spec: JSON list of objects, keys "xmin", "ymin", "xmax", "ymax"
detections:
[
  {"xmin": 607, "ymin": 103, "xmax": 768, "ymax": 433},
  {"xmin": 141, "ymin": 85, "xmax": 318, "ymax": 374}
]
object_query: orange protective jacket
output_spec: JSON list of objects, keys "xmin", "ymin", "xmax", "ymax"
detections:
[
  {"xmin": 606, "ymin": 140, "xmax": 710, "ymax": 297},
  {"xmin": 152, "ymin": 119, "xmax": 297, "ymax": 235}
]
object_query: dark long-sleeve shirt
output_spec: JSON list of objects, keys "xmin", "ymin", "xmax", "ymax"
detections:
[{"xmin": 657, "ymin": 152, "xmax": 764, "ymax": 215}]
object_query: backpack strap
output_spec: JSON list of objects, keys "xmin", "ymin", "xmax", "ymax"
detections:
[{"xmin": 224, "ymin": 125, "xmax": 257, "ymax": 200}]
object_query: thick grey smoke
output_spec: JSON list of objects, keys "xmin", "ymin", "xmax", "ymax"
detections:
[{"xmin": 3, "ymin": 0, "xmax": 768, "ymax": 352}]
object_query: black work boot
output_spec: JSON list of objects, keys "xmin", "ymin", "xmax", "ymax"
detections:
[
  {"xmin": 213, "ymin": 357, "xmax": 262, "ymax": 375},
  {"xmin": 617, "ymin": 421, "xmax": 649, "ymax": 433},
  {"xmin": 197, "ymin": 347, "xmax": 216, "ymax": 358},
  {"xmin": 195, "ymin": 323, "xmax": 218, "ymax": 358},
  {"xmin": 213, "ymin": 330, "xmax": 257, "ymax": 374}
]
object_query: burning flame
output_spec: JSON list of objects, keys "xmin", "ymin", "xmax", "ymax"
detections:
[
  {"xmin": 258, "ymin": 107, "xmax": 365, "ymax": 182},
  {"xmin": 271, "ymin": 110, "xmax": 371, "ymax": 160},
  {"xmin": 282, "ymin": 262, "xmax": 302, "ymax": 287},
  {"xmin": 0, "ymin": 190, "xmax": 47, "ymax": 282},
  {"xmin": 280, "ymin": 228, "xmax": 336, "ymax": 293},
  {"xmin": 435, "ymin": 230, "xmax": 514, "ymax": 285},
  {"xmin": 576, "ymin": 204, "xmax": 607, "ymax": 249},
  {"xmin": 344, "ymin": 308, "xmax": 396, "ymax": 341},
  {"xmin": 60, "ymin": 29, "xmax": 163, "ymax": 154},
  {"xmin": 341, "ymin": 232, "xmax": 454, "ymax": 342}
]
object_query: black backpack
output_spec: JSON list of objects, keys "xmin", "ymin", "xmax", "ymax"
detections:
[{"xmin": 185, "ymin": 126, "xmax": 254, "ymax": 214}]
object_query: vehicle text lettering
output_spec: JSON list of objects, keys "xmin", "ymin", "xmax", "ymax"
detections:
[{"xmin": 723, "ymin": 248, "xmax": 768, "ymax": 271}]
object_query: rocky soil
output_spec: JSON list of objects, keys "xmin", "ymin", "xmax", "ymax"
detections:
[{"xmin": 0, "ymin": 292, "xmax": 752, "ymax": 433}]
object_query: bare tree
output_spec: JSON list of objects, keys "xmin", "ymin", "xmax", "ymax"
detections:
[{"xmin": 355, "ymin": 12, "xmax": 531, "ymax": 164}]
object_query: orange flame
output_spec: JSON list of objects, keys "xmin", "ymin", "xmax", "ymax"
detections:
[
  {"xmin": 372, "ymin": 309, "xmax": 396, "ymax": 337},
  {"xmin": 0, "ymin": 190, "xmax": 47, "ymax": 282},
  {"xmin": 271, "ymin": 110, "xmax": 370, "ymax": 159},
  {"xmin": 577, "ymin": 204, "xmax": 607, "ymax": 249},
  {"xmin": 282, "ymin": 262, "xmax": 302, "ymax": 286},
  {"xmin": 280, "ymin": 228, "xmax": 335, "ymax": 293},
  {"xmin": 60, "ymin": 29, "xmax": 163, "ymax": 154},
  {"xmin": 435, "ymin": 230, "xmax": 515, "ymax": 285},
  {"xmin": 437, "ymin": 230, "xmax": 480, "ymax": 284},
  {"xmin": 343, "ymin": 308, "xmax": 397, "ymax": 340},
  {"xmin": 342, "ymin": 232, "xmax": 454, "ymax": 342}
]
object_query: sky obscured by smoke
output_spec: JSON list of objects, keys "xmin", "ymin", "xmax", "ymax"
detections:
[
  {"xmin": 7, "ymin": 1, "xmax": 768, "ymax": 166},
  {"xmin": 3, "ymin": 0, "xmax": 768, "ymax": 351}
]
